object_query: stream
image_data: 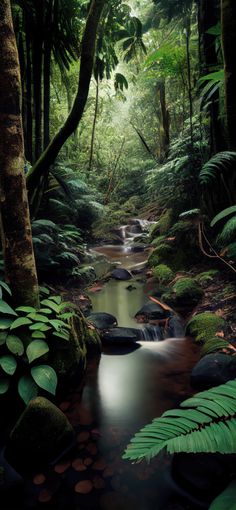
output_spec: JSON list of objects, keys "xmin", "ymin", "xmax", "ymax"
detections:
[{"xmin": 3, "ymin": 221, "xmax": 199, "ymax": 510}]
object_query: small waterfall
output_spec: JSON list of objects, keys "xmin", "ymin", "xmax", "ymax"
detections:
[{"xmin": 139, "ymin": 324, "xmax": 163, "ymax": 341}]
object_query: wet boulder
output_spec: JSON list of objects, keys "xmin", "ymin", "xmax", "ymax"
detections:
[
  {"xmin": 135, "ymin": 302, "xmax": 172, "ymax": 321},
  {"xmin": 191, "ymin": 353, "xmax": 236, "ymax": 390},
  {"xmin": 101, "ymin": 327, "xmax": 141, "ymax": 344},
  {"xmin": 164, "ymin": 315, "xmax": 185, "ymax": 338},
  {"xmin": 87, "ymin": 312, "xmax": 117, "ymax": 330},
  {"xmin": 6, "ymin": 397, "xmax": 75, "ymax": 468},
  {"xmin": 111, "ymin": 268, "xmax": 132, "ymax": 280}
]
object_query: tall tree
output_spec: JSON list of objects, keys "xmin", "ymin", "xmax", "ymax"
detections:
[
  {"xmin": 0, "ymin": 0, "xmax": 39, "ymax": 306},
  {"xmin": 221, "ymin": 0, "xmax": 236, "ymax": 150}
]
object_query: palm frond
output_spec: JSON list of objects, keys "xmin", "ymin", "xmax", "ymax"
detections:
[
  {"xmin": 123, "ymin": 379, "xmax": 236, "ymax": 462},
  {"xmin": 199, "ymin": 152, "xmax": 236, "ymax": 187},
  {"xmin": 217, "ymin": 216, "xmax": 236, "ymax": 245}
]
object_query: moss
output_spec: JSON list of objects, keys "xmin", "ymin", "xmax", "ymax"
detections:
[
  {"xmin": 148, "ymin": 244, "xmax": 175, "ymax": 267},
  {"xmin": 151, "ymin": 235, "xmax": 166, "ymax": 246},
  {"xmin": 148, "ymin": 243, "xmax": 190, "ymax": 271},
  {"xmin": 186, "ymin": 312, "xmax": 225, "ymax": 343},
  {"xmin": 195, "ymin": 270, "xmax": 219, "ymax": 284},
  {"xmin": 168, "ymin": 220, "xmax": 194, "ymax": 238},
  {"xmin": 153, "ymin": 264, "xmax": 174, "ymax": 284},
  {"xmin": 149, "ymin": 222, "xmax": 160, "ymax": 241},
  {"xmin": 162, "ymin": 277, "xmax": 204, "ymax": 308},
  {"xmin": 159, "ymin": 209, "xmax": 173, "ymax": 234}
]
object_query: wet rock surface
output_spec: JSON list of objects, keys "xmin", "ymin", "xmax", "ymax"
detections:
[
  {"xmin": 87, "ymin": 312, "xmax": 117, "ymax": 330},
  {"xmin": 111, "ymin": 268, "xmax": 133, "ymax": 280},
  {"xmin": 135, "ymin": 302, "xmax": 172, "ymax": 321},
  {"xmin": 190, "ymin": 353, "xmax": 236, "ymax": 390}
]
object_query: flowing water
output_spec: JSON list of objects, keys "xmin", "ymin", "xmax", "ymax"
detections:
[{"xmin": 3, "ymin": 221, "xmax": 199, "ymax": 510}]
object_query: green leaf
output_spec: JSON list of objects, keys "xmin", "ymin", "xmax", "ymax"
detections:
[
  {"xmin": 16, "ymin": 306, "xmax": 37, "ymax": 314},
  {"xmin": 0, "ymin": 300, "xmax": 17, "ymax": 316},
  {"xmin": 6, "ymin": 335, "xmax": 24, "ymax": 356},
  {"xmin": 10, "ymin": 317, "xmax": 32, "ymax": 329},
  {"xmin": 39, "ymin": 308, "xmax": 53, "ymax": 314},
  {"xmin": 31, "ymin": 331, "xmax": 46, "ymax": 339},
  {"xmin": 209, "ymin": 479, "xmax": 236, "ymax": 510},
  {"xmin": 0, "ymin": 281, "xmax": 12, "ymax": 296},
  {"xmin": 31, "ymin": 365, "xmax": 57, "ymax": 395},
  {"xmin": 27, "ymin": 313, "xmax": 50, "ymax": 323},
  {"xmin": 39, "ymin": 286, "xmax": 50, "ymax": 295},
  {"xmin": 0, "ymin": 355, "xmax": 17, "ymax": 375},
  {"xmin": 0, "ymin": 377, "xmax": 10, "ymax": 394},
  {"xmin": 50, "ymin": 296, "xmax": 62, "ymax": 305},
  {"xmin": 52, "ymin": 330, "xmax": 70, "ymax": 341},
  {"xmin": 18, "ymin": 375, "xmax": 38, "ymax": 405},
  {"xmin": 29, "ymin": 322, "xmax": 51, "ymax": 331},
  {"xmin": 40, "ymin": 299, "xmax": 60, "ymax": 313},
  {"xmin": 211, "ymin": 206, "xmax": 236, "ymax": 227},
  {"xmin": 59, "ymin": 312, "xmax": 75, "ymax": 320},
  {"xmin": 49, "ymin": 319, "xmax": 68, "ymax": 331},
  {"xmin": 0, "ymin": 318, "xmax": 13, "ymax": 330},
  {"xmin": 0, "ymin": 331, "xmax": 8, "ymax": 345},
  {"xmin": 26, "ymin": 340, "xmax": 49, "ymax": 363}
]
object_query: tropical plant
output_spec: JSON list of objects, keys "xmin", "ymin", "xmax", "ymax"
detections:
[
  {"xmin": 0, "ymin": 284, "xmax": 76, "ymax": 404},
  {"xmin": 209, "ymin": 479, "xmax": 236, "ymax": 510},
  {"xmin": 123, "ymin": 378, "xmax": 236, "ymax": 462},
  {"xmin": 199, "ymin": 152, "xmax": 236, "ymax": 215}
]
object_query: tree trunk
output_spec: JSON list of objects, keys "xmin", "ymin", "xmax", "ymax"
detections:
[
  {"xmin": 32, "ymin": 0, "xmax": 44, "ymax": 161},
  {"xmin": 25, "ymin": 13, "xmax": 33, "ymax": 163},
  {"xmin": 198, "ymin": 0, "xmax": 223, "ymax": 152},
  {"xmin": 88, "ymin": 79, "xmax": 99, "ymax": 172},
  {"xmin": 157, "ymin": 79, "xmax": 170, "ymax": 162},
  {"xmin": 185, "ymin": 14, "xmax": 194, "ymax": 144},
  {"xmin": 221, "ymin": 0, "xmax": 236, "ymax": 150},
  {"xmin": 43, "ymin": 0, "xmax": 53, "ymax": 149},
  {"xmin": 27, "ymin": 0, "xmax": 107, "ymax": 196},
  {"xmin": 0, "ymin": 0, "xmax": 39, "ymax": 307}
]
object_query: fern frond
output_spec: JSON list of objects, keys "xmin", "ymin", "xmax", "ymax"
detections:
[
  {"xmin": 123, "ymin": 379, "xmax": 236, "ymax": 462},
  {"xmin": 217, "ymin": 216, "xmax": 236, "ymax": 245},
  {"xmin": 199, "ymin": 152, "xmax": 236, "ymax": 187}
]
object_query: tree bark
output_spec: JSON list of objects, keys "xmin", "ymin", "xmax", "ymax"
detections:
[
  {"xmin": 43, "ymin": 0, "xmax": 53, "ymax": 149},
  {"xmin": 157, "ymin": 79, "xmax": 170, "ymax": 162},
  {"xmin": 88, "ymin": 79, "xmax": 99, "ymax": 172},
  {"xmin": 221, "ymin": 0, "xmax": 236, "ymax": 150},
  {"xmin": 0, "ymin": 0, "xmax": 39, "ymax": 307},
  {"xmin": 32, "ymin": 0, "xmax": 44, "ymax": 161},
  {"xmin": 27, "ymin": 0, "xmax": 107, "ymax": 195}
]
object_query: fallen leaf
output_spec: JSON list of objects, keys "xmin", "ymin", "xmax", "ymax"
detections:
[{"xmin": 74, "ymin": 480, "xmax": 93, "ymax": 494}]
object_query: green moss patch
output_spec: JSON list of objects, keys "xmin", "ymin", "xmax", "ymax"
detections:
[
  {"xmin": 153, "ymin": 264, "xmax": 174, "ymax": 284},
  {"xmin": 195, "ymin": 270, "xmax": 219, "ymax": 284},
  {"xmin": 186, "ymin": 312, "xmax": 225, "ymax": 344},
  {"xmin": 162, "ymin": 277, "xmax": 204, "ymax": 309}
]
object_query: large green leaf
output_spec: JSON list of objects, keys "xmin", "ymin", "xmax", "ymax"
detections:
[
  {"xmin": 27, "ymin": 313, "xmax": 50, "ymax": 323},
  {"xmin": 40, "ymin": 299, "xmax": 60, "ymax": 313},
  {"xmin": 31, "ymin": 331, "xmax": 46, "ymax": 339},
  {"xmin": 26, "ymin": 340, "xmax": 49, "ymax": 364},
  {"xmin": 18, "ymin": 375, "xmax": 38, "ymax": 404},
  {"xmin": 16, "ymin": 306, "xmax": 36, "ymax": 314},
  {"xmin": 0, "ymin": 355, "xmax": 17, "ymax": 376},
  {"xmin": 0, "ymin": 281, "xmax": 12, "ymax": 296},
  {"xmin": 123, "ymin": 379, "xmax": 236, "ymax": 462},
  {"xmin": 31, "ymin": 365, "xmax": 57, "ymax": 395},
  {"xmin": 10, "ymin": 317, "xmax": 32, "ymax": 329},
  {"xmin": 0, "ymin": 318, "xmax": 13, "ymax": 330},
  {"xmin": 211, "ymin": 206, "xmax": 236, "ymax": 227},
  {"xmin": 0, "ymin": 331, "xmax": 8, "ymax": 346},
  {"xmin": 0, "ymin": 300, "xmax": 17, "ymax": 316},
  {"xmin": 0, "ymin": 377, "xmax": 10, "ymax": 394},
  {"xmin": 209, "ymin": 479, "xmax": 236, "ymax": 510},
  {"xmin": 6, "ymin": 335, "xmax": 24, "ymax": 356}
]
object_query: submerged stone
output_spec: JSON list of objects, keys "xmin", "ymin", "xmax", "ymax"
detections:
[
  {"xmin": 111, "ymin": 268, "xmax": 132, "ymax": 280},
  {"xmin": 101, "ymin": 327, "xmax": 140, "ymax": 344},
  {"xmin": 87, "ymin": 312, "xmax": 117, "ymax": 330},
  {"xmin": 135, "ymin": 302, "xmax": 171, "ymax": 321},
  {"xmin": 6, "ymin": 397, "xmax": 75, "ymax": 468}
]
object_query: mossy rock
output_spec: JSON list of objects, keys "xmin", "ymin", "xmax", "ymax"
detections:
[
  {"xmin": 6, "ymin": 397, "xmax": 75, "ymax": 467},
  {"xmin": 194, "ymin": 270, "xmax": 219, "ymax": 285},
  {"xmin": 149, "ymin": 222, "xmax": 160, "ymax": 241},
  {"xmin": 148, "ymin": 243, "xmax": 189, "ymax": 271},
  {"xmin": 159, "ymin": 209, "xmax": 173, "ymax": 234},
  {"xmin": 162, "ymin": 277, "xmax": 204, "ymax": 309},
  {"xmin": 186, "ymin": 312, "xmax": 226, "ymax": 344},
  {"xmin": 151, "ymin": 235, "xmax": 166, "ymax": 247},
  {"xmin": 153, "ymin": 264, "xmax": 174, "ymax": 284}
]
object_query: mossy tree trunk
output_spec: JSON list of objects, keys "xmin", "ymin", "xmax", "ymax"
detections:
[
  {"xmin": 221, "ymin": 0, "xmax": 236, "ymax": 150},
  {"xmin": 0, "ymin": 0, "xmax": 39, "ymax": 307},
  {"xmin": 27, "ymin": 0, "xmax": 107, "ymax": 199}
]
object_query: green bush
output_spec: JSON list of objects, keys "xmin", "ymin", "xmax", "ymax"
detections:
[{"xmin": 153, "ymin": 264, "xmax": 173, "ymax": 284}]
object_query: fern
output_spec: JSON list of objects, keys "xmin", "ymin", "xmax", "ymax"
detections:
[
  {"xmin": 211, "ymin": 206, "xmax": 236, "ymax": 227},
  {"xmin": 217, "ymin": 216, "xmax": 236, "ymax": 245},
  {"xmin": 123, "ymin": 379, "xmax": 236, "ymax": 462},
  {"xmin": 199, "ymin": 152, "xmax": 236, "ymax": 186}
]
